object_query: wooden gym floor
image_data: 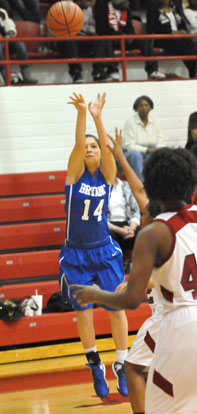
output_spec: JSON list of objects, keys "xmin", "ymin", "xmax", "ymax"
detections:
[
  {"xmin": 0, "ymin": 379, "xmax": 131, "ymax": 414},
  {"xmin": 0, "ymin": 336, "xmax": 135, "ymax": 414}
]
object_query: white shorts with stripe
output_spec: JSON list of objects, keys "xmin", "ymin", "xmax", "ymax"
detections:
[
  {"xmin": 146, "ymin": 305, "xmax": 197, "ymax": 414},
  {"xmin": 125, "ymin": 305, "xmax": 163, "ymax": 368}
]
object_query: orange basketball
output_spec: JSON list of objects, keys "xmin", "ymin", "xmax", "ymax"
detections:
[{"xmin": 47, "ymin": 1, "xmax": 84, "ymax": 37}]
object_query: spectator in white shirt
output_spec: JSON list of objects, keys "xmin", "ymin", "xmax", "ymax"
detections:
[
  {"xmin": 122, "ymin": 95, "xmax": 163, "ymax": 180},
  {"xmin": 184, "ymin": 0, "xmax": 197, "ymax": 62},
  {"xmin": 184, "ymin": 0, "xmax": 197, "ymax": 35},
  {"xmin": 108, "ymin": 171, "xmax": 141, "ymax": 271},
  {"xmin": 185, "ymin": 110, "xmax": 197, "ymax": 159}
]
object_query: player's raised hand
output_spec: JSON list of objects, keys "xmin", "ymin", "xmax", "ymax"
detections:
[
  {"xmin": 107, "ymin": 128, "xmax": 123, "ymax": 159},
  {"xmin": 70, "ymin": 284, "xmax": 101, "ymax": 306},
  {"xmin": 68, "ymin": 93, "xmax": 86, "ymax": 113},
  {"xmin": 88, "ymin": 92, "xmax": 106, "ymax": 119}
]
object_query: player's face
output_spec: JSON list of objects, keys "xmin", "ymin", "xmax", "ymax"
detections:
[
  {"xmin": 84, "ymin": 137, "xmax": 101, "ymax": 167},
  {"xmin": 137, "ymin": 99, "xmax": 151, "ymax": 118}
]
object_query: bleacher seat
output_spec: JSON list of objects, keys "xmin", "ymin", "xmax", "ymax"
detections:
[
  {"xmin": 14, "ymin": 20, "xmax": 58, "ymax": 59},
  {"xmin": 0, "ymin": 303, "xmax": 152, "ymax": 347},
  {"xmin": 0, "ymin": 221, "xmax": 66, "ymax": 251},
  {"xmin": 0, "ymin": 170, "xmax": 66, "ymax": 196},
  {"xmin": 0, "ymin": 280, "xmax": 60, "ymax": 307},
  {"xmin": 0, "ymin": 195, "xmax": 65, "ymax": 223},
  {"xmin": 15, "ymin": 21, "xmax": 41, "ymax": 53},
  {"xmin": 0, "ymin": 250, "xmax": 59, "ymax": 281},
  {"xmin": 0, "ymin": 172, "xmax": 66, "ymax": 307}
]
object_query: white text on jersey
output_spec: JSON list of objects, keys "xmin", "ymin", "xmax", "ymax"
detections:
[{"xmin": 79, "ymin": 183, "xmax": 106, "ymax": 197}]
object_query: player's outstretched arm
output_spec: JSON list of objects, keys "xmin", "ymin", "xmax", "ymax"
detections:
[
  {"xmin": 88, "ymin": 92, "xmax": 116, "ymax": 184},
  {"xmin": 66, "ymin": 93, "xmax": 87, "ymax": 185},
  {"xmin": 108, "ymin": 129, "xmax": 149, "ymax": 212}
]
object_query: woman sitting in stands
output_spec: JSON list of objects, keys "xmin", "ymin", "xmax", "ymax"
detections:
[
  {"xmin": 185, "ymin": 111, "xmax": 197, "ymax": 157},
  {"xmin": 146, "ymin": 0, "xmax": 197, "ymax": 78}
]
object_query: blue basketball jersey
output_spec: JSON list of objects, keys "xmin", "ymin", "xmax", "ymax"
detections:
[{"xmin": 65, "ymin": 168, "xmax": 113, "ymax": 247}]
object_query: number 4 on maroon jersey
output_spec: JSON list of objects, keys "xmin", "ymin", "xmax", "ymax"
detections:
[{"xmin": 181, "ymin": 254, "xmax": 197, "ymax": 299}]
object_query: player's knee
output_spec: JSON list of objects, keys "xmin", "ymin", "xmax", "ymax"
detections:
[
  {"xmin": 108, "ymin": 309, "xmax": 126, "ymax": 321},
  {"xmin": 76, "ymin": 308, "xmax": 93, "ymax": 324}
]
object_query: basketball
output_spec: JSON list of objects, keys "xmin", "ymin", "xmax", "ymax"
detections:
[{"xmin": 47, "ymin": 1, "xmax": 84, "ymax": 37}]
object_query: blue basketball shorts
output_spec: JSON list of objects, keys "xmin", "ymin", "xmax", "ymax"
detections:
[{"xmin": 59, "ymin": 238, "xmax": 125, "ymax": 311}]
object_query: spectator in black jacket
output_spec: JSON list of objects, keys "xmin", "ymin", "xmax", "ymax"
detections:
[
  {"xmin": 8, "ymin": 0, "xmax": 40, "ymax": 23},
  {"xmin": 146, "ymin": 0, "xmax": 196, "ymax": 78},
  {"xmin": 93, "ymin": 0, "xmax": 166, "ymax": 80}
]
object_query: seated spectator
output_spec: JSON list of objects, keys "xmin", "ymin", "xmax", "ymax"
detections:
[
  {"xmin": 185, "ymin": 111, "xmax": 197, "ymax": 155},
  {"xmin": 93, "ymin": 0, "xmax": 166, "ymax": 81},
  {"xmin": 108, "ymin": 167, "xmax": 141, "ymax": 272},
  {"xmin": 146, "ymin": 0, "xmax": 197, "ymax": 78},
  {"xmin": 0, "ymin": 0, "xmax": 38, "ymax": 84},
  {"xmin": 184, "ymin": 0, "xmax": 197, "ymax": 35},
  {"xmin": 185, "ymin": 112, "xmax": 197, "ymax": 204},
  {"xmin": 122, "ymin": 95, "xmax": 163, "ymax": 180},
  {"xmin": 57, "ymin": 0, "xmax": 109, "ymax": 83},
  {"xmin": 8, "ymin": 0, "xmax": 40, "ymax": 24}
]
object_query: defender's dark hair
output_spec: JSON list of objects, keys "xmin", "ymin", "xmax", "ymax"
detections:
[
  {"xmin": 185, "ymin": 111, "xmax": 197, "ymax": 150},
  {"xmin": 143, "ymin": 147, "xmax": 197, "ymax": 203},
  {"xmin": 133, "ymin": 95, "xmax": 154, "ymax": 111},
  {"xmin": 190, "ymin": 142, "xmax": 197, "ymax": 160},
  {"xmin": 85, "ymin": 134, "xmax": 100, "ymax": 148},
  {"xmin": 148, "ymin": 200, "xmax": 161, "ymax": 218}
]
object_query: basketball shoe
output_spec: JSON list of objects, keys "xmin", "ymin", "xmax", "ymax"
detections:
[
  {"xmin": 86, "ymin": 362, "xmax": 109, "ymax": 398},
  {"xmin": 148, "ymin": 71, "xmax": 166, "ymax": 80},
  {"xmin": 112, "ymin": 361, "xmax": 128, "ymax": 397},
  {"xmin": 105, "ymin": 68, "xmax": 120, "ymax": 81}
]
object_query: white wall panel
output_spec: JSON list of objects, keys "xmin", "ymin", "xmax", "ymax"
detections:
[{"xmin": 0, "ymin": 80, "xmax": 196, "ymax": 174}]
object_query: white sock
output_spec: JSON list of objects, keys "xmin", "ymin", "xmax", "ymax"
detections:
[
  {"xmin": 84, "ymin": 345, "xmax": 97, "ymax": 354},
  {"xmin": 116, "ymin": 349, "xmax": 128, "ymax": 364}
]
